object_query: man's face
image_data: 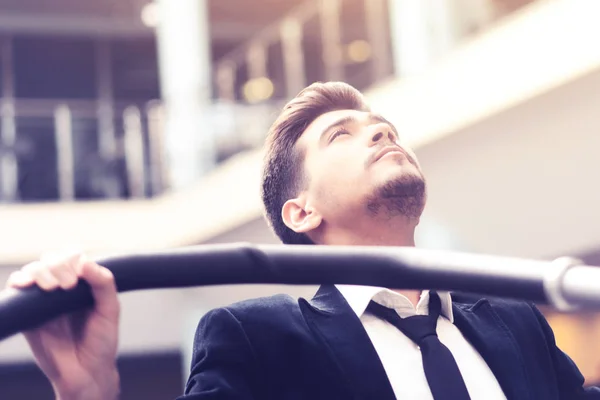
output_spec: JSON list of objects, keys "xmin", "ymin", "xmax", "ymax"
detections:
[{"xmin": 297, "ymin": 109, "xmax": 426, "ymax": 226}]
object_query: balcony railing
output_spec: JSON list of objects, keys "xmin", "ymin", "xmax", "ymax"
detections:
[
  {"xmin": 0, "ymin": 98, "xmax": 284, "ymax": 203},
  {"xmin": 212, "ymin": 0, "xmax": 395, "ymax": 103},
  {"xmin": 0, "ymin": 0, "xmax": 537, "ymax": 204}
]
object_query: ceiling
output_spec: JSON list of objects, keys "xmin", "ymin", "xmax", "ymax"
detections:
[
  {"xmin": 416, "ymin": 67, "xmax": 600, "ymax": 261},
  {"xmin": 0, "ymin": 0, "xmax": 307, "ymax": 41}
]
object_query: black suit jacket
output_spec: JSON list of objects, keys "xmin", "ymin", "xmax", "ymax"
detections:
[{"xmin": 178, "ymin": 285, "xmax": 600, "ymax": 399}]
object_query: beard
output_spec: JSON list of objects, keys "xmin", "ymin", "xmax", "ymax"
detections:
[{"xmin": 365, "ymin": 172, "xmax": 427, "ymax": 219}]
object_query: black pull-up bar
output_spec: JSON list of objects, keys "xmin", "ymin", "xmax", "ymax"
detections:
[{"xmin": 0, "ymin": 243, "xmax": 599, "ymax": 341}]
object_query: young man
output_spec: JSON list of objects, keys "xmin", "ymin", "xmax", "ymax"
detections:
[{"xmin": 6, "ymin": 82, "xmax": 599, "ymax": 399}]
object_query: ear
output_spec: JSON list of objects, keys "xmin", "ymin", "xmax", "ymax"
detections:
[{"xmin": 281, "ymin": 195, "xmax": 322, "ymax": 234}]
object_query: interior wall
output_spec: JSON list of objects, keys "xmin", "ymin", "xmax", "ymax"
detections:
[
  {"xmin": 0, "ymin": 351, "xmax": 184, "ymax": 400},
  {"xmin": 417, "ymin": 66, "xmax": 600, "ymax": 260}
]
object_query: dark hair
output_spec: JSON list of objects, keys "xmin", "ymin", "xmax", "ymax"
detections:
[{"xmin": 261, "ymin": 82, "xmax": 370, "ymax": 244}]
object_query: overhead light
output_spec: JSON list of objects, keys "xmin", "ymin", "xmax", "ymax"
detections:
[
  {"xmin": 347, "ymin": 40, "xmax": 372, "ymax": 63},
  {"xmin": 242, "ymin": 77, "xmax": 275, "ymax": 104},
  {"xmin": 141, "ymin": 3, "xmax": 160, "ymax": 28}
]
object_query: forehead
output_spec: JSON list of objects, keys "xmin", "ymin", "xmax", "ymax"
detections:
[{"xmin": 297, "ymin": 109, "xmax": 370, "ymax": 148}]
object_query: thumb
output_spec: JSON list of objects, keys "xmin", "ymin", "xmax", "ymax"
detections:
[{"xmin": 78, "ymin": 261, "xmax": 120, "ymax": 323}]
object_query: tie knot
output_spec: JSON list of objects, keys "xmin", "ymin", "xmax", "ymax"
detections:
[
  {"xmin": 367, "ymin": 292, "xmax": 442, "ymax": 346},
  {"xmin": 398, "ymin": 314, "xmax": 438, "ymax": 344}
]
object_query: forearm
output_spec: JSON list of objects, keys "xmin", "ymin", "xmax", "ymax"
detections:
[{"xmin": 53, "ymin": 367, "xmax": 120, "ymax": 400}]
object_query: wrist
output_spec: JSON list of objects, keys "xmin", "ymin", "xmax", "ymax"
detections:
[{"xmin": 53, "ymin": 367, "xmax": 120, "ymax": 400}]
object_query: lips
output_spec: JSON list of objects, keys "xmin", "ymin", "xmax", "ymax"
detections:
[{"xmin": 373, "ymin": 146, "xmax": 407, "ymax": 163}]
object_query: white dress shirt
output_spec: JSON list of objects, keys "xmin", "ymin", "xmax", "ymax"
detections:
[{"xmin": 336, "ymin": 285, "xmax": 507, "ymax": 400}]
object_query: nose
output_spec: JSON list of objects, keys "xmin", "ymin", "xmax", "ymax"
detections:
[{"xmin": 370, "ymin": 130, "xmax": 396, "ymax": 145}]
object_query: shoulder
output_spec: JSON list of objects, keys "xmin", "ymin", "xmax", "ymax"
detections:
[
  {"xmin": 224, "ymin": 293, "xmax": 300, "ymax": 318},
  {"xmin": 193, "ymin": 293, "xmax": 312, "ymax": 356},
  {"xmin": 200, "ymin": 293, "xmax": 304, "ymax": 331},
  {"xmin": 452, "ymin": 291, "xmax": 535, "ymax": 311},
  {"xmin": 452, "ymin": 292, "xmax": 543, "ymax": 328}
]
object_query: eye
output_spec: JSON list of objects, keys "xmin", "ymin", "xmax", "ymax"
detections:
[{"xmin": 329, "ymin": 128, "xmax": 350, "ymax": 143}]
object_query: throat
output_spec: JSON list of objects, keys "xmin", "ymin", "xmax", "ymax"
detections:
[{"xmin": 392, "ymin": 289, "xmax": 422, "ymax": 308}]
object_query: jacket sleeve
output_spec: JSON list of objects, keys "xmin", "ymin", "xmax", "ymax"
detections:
[
  {"xmin": 531, "ymin": 305, "xmax": 600, "ymax": 399},
  {"xmin": 176, "ymin": 307, "xmax": 262, "ymax": 399}
]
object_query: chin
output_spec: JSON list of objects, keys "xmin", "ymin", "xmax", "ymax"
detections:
[
  {"xmin": 377, "ymin": 163, "xmax": 424, "ymax": 185},
  {"xmin": 367, "ymin": 170, "xmax": 427, "ymax": 218}
]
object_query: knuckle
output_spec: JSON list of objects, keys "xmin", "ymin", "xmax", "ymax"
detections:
[
  {"xmin": 29, "ymin": 269, "xmax": 47, "ymax": 281},
  {"xmin": 38, "ymin": 282, "xmax": 56, "ymax": 290},
  {"xmin": 8, "ymin": 270, "xmax": 20, "ymax": 280},
  {"xmin": 6, "ymin": 271, "xmax": 22, "ymax": 286},
  {"xmin": 105, "ymin": 269, "xmax": 115, "ymax": 280},
  {"xmin": 61, "ymin": 279, "xmax": 78, "ymax": 289},
  {"xmin": 22, "ymin": 261, "xmax": 42, "ymax": 272},
  {"xmin": 100, "ymin": 268, "xmax": 115, "ymax": 283},
  {"xmin": 47, "ymin": 262, "xmax": 68, "ymax": 273}
]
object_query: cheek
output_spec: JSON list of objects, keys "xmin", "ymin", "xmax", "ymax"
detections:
[
  {"xmin": 404, "ymin": 148, "xmax": 421, "ymax": 168},
  {"xmin": 320, "ymin": 153, "xmax": 367, "ymax": 185},
  {"xmin": 309, "ymin": 155, "xmax": 367, "ymax": 202}
]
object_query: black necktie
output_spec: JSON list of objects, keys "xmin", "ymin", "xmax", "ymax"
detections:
[{"xmin": 367, "ymin": 292, "xmax": 471, "ymax": 400}]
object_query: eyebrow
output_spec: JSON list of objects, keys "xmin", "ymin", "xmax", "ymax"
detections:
[{"xmin": 319, "ymin": 112, "xmax": 398, "ymax": 143}]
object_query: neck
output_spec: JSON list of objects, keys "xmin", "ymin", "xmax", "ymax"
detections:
[
  {"xmin": 391, "ymin": 288, "xmax": 422, "ymax": 308},
  {"xmin": 316, "ymin": 215, "xmax": 422, "ymax": 307},
  {"xmin": 316, "ymin": 213, "xmax": 418, "ymax": 247}
]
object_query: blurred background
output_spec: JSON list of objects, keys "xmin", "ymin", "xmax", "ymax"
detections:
[{"xmin": 0, "ymin": 0, "xmax": 599, "ymax": 398}]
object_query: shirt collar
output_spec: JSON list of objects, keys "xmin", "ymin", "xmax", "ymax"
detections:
[{"xmin": 336, "ymin": 284, "xmax": 454, "ymax": 323}]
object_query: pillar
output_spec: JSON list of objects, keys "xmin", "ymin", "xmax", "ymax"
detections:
[
  {"xmin": 388, "ymin": 0, "xmax": 458, "ymax": 77},
  {"xmin": 155, "ymin": 0, "xmax": 214, "ymax": 190}
]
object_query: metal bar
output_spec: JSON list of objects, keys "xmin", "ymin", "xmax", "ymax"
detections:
[
  {"xmin": 123, "ymin": 106, "xmax": 146, "ymax": 198},
  {"xmin": 95, "ymin": 39, "xmax": 120, "ymax": 199},
  {"xmin": 11, "ymin": 99, "xmax": 146, "ymax": 119},
  {"xmin": 561, "ymin": 265, "xmax": 600, "ymax": 309},
  {"xmin": 53, "ymin": 104, "xmax": 75, "ymax": 201},
  {"xmin": 2, "ymin": 244, "xmax": 600, "ymax": 341},
  {"xmin": 280, "ymin": 17, "xmax": 306, "ymax": 98},
  {"xmin": 0, "ymin": 37, "xmax": 18, "ymax": 202},
  {"xmin": 146, "ymin": 102, "xmax": 168, "ymax": 194},
  {"xmin": 319, "ymin": 0, "xmax": 344, "ymax": 82},
  {"xmin": 0, "ymin": 13, "xmax": 152, "ymax": 38},
  {"xmin": 214, "ymin": 0, "xmax": 318, "ymax": 69},
  {"xmin": 0, "ymin": 102, "xmax": 17, "ymax": 202},
  {"xmin": 364, "ymin": 0, "xmax": 391, "ymax": 82},
  {"xmin": 95, "ymin": 40, "xmax": 117, "ymax": 161},
  {"xmin": 12, "ymin": 103, "xmax": 97, "ymax": 118},
  {"xmin": 216, "ymin": 62, "xmax": 236, "ymax": 102}
]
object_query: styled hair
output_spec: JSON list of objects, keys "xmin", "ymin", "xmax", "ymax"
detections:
[{"xmin": 261, "ymin": 82, "xmax": 370, "ymax": 244}]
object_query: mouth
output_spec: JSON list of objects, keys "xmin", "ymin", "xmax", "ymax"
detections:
[{"xmin": 373, "ymin": 147, "xmax": 407, "ymax": 164}]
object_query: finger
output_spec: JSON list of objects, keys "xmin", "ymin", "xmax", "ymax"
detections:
[
  {"xmin": 48, "ymin": 262, "xmax": 79, "ymax": 290},
  {"xmin": 79, "ymin": 262, "xmax": 120, "ymax": 322},
  {"xmin": 22, "ymin": 261, "xmax": 61, "ymax": 291},
  {"xmin": 41, "ymin": 251, "xmax": 83, "ymax": 290},
  {"xmin": 6, "ymin": 260, "xmax": 40, "ymax": 288},
  {"xmin": 5, "ymin": 270, "xmax": 35, "ymax": 289}
]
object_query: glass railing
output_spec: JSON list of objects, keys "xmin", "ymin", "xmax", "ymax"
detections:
[
  {"xmin": 212, "ymin": 0, "xmax": 395, "ymax": 104},
  {"xmin": 0, "ymin": 99, "xmax": 156, "ymax": 202},
  {"xmin": 0, "ymin": 98, "xmax": 286, "ymax": 203}
]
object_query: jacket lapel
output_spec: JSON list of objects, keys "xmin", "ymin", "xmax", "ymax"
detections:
[
  {"xmin": 452, "ymin": 297, "xmax": 531, "ymax": 400},
  {"xmin": 300, "ymin": 285, "xmax": 396, "ymax": 400}
]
